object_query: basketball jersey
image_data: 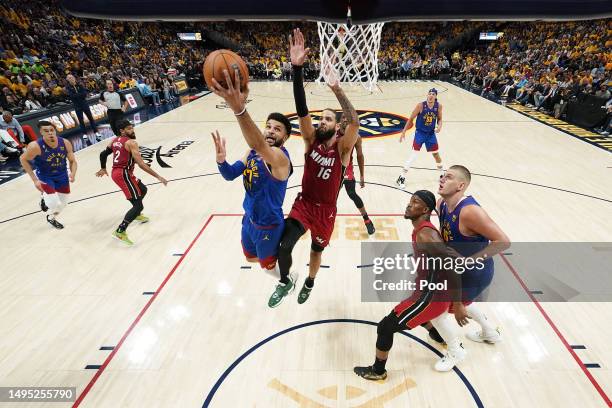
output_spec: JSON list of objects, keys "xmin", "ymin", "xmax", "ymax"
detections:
[
  {"xmin": 416, "ymin": 100, "xmax": 438, "ymax": 133},
  {"xmin": 34, "ymin": 137, "xmax": 68, "ymax": 179},
  {"xmin": 439, "ymin": 196, "xmax": 493, "ymax": 273},
  {"xmin": 344, "ymin": 149, "xmax": 355, "ymax": 180},
  {"xmin": 411, "ymin": 220, "xmax": 438, "ymax": 286},
  {"xmin": 242, "ymin": 147, "xmax": 292, "ymax": 227},
  {"xmin": 111, "ymin": 136, "xmax": 134, "ymax": 171},
  {"xmin": 301, "ymin": 140, "xmax": 344, "ymax": 206}
]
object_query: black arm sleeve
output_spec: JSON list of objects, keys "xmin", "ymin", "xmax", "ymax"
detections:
[
  {"xmin": 292, "ymin": 65, "xmax": 308, "ymax": 117},
  {"xmin": 99, "ymin": 147, "xmax": 112, "ymax": 169}
]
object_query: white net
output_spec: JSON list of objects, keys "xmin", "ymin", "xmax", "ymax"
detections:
[{"xmin": 316, "ymin": 21, "xmax": 385, "ymax": 91}]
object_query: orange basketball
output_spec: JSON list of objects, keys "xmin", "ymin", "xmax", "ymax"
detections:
[{"xmin": 203, "ymin": 49, "xmax": 249, "ymax": 91}]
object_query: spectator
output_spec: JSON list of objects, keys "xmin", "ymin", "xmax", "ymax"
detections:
[
  {"xmin": 65, "ymin": 73, "xmax": 101, "ymax": 141},
  {"xmin": 0, "ymin": 110, "xmax": 26, "ymax": 143}
]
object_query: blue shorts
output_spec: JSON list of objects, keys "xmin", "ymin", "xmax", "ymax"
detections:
[
  {"xmin": 241, "ymin": 216, "xmax": 284, "ymax": 269},
  {"xmin": 412, "ymin": 130, "xmax": 439, "ymax": 152},
  {"xmin": 37, "ymin": 172, "xmax": 70, "ymax": 194},
  {"xmin": 461, "ymin": 262, "xmax": 494, "ymax": 301}
]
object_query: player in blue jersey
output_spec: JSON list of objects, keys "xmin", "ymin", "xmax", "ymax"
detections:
[
  {"xmin": 19, "ymin": 120, "xmax": 77, "ymax": 229},
  {"xmin": 210, "ymin": 71, "xmax": 292, "ymax": 283},
  {"xmin": 396, "ymin": 88, "xmax": 444, "ymax": 189},
  {"xmin": 429, "ymin": 165, "xmax": 510, "ymax": 369}
]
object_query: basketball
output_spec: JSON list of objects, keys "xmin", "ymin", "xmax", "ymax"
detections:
[{"xmin": 203, "ymin": 49, "xmax": 249, "ymax": 91}]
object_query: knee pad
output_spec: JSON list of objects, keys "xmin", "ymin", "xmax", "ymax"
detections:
[
  {"xmin": 376, "ymin": 313, "xmax": 400, "ymax": 352},
  {"xmin": 310, "ymin": 241, "xmax": 325, "ymax": 253}
]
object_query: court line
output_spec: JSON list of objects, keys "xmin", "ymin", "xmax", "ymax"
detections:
[
  {"xmin": 201, "ymin": 319, "xmax": 484, "ymax": 408},
  {"xmin": 500, "ymin": 254, "xmax": 612, "ymax": 407},
  {"xmin": 3, "ymin": 164, "xmax": 610, "ymax": 225},
  {"xmin": 71, "ymin": 214, "xmax": 216, "ymax": 407}
]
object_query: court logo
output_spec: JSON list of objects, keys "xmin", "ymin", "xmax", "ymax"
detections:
[
  {"xmin": 268, "ymin": 377, "xmax": 415, "ymax": 407},
  {"xmin": 287, "ymin": 110, "xmax": 407, "ymax": 139},
  {"xmin": 139, "ymin": 141, "xmax": 194, "ymax": 168}
]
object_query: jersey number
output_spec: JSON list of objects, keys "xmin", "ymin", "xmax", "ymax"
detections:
[
  {"xmin": 317, "ymin": 167, "xmax": 331, "ymax": 180},
  {"xmin": 113, "ymin": 150, "xmax": 120, "ymax": 163}
]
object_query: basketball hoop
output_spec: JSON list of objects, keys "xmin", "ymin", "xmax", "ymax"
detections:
[{"xmin": 316, "ymin": 7, "xmax": 384, "ymax": 91}]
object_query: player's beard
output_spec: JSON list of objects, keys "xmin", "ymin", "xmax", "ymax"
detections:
[{"xmin": 315, "ymin": 127, "xmax": 335, "ymax": 142}]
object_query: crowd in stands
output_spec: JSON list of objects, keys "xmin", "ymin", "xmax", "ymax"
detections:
[{"xmin": 0, "ymin": 0, "xmax": 610, "ymax": 135}]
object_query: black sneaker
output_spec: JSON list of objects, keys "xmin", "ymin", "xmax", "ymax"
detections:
[
  {"xmin": 46, "ymin": 215, "xmax": 64, "ymax": 229},
  {"xmin": 364, "ymin": 219, "xmax": 375, "ymax": 235},
  {"xmin": 354, "ymin": 366, "xmax": 387, "ymax": 381},
  {"xmin": 297, "ymin": 280, "xmax": 313, "ymax": 304},
  {"xmin": 40, "ymin": 198, "xmax": 48, "ymax": 212}
]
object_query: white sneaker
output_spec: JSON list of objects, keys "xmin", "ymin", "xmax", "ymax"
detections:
[
  {"xmin": 466, "ymin": 328, "xmax": 502, "ymax": 344},
  {"xmin": 434, "ymin": 345, "xmax": 467, "ymax": 372},
  {"xmin": 395, "ymin": 174, "xmax": 406, "ymax": 190},
  {"xmin": 0, "ymin": 154, "xmax": 7, "ymax": 162}
]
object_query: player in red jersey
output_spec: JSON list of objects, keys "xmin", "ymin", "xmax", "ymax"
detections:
[
  {"xmin": 338, "ymin": 119, "xmax": 375, "ymax": 235},
  {"xmin": 267, "ymin": 28, "xmax": 360, "ymax": 307},
  {"xmin": 354, "ymin": 190, "xmax": 467, "ymax": 381},
  {"xmin": 95, "ymin": 119, "xmax": 168, "ymax": 245}
]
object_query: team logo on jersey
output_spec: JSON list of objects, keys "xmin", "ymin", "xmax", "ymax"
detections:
[
  {"xmin": 286, "ymin": 110, "xmax": 408, "ymax": 139},
  {"xmin": 139, "ymin": 141, "xmax": 194, "ymax": 168}
]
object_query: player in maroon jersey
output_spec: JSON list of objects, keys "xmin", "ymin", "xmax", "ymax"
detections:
[
  {"xmin": 95, "ymin": 119, "xmax": 168, "ymax": 245},
  {"xmin": 354, "ymin": 190, "xmax": 467, "ymax": 381},
  {"xmin": 338, "ymin": 116, "xmax": 375, "ymax": 235},
  {"xmin": 267, "ymin": 28, "xmax": 360, "ymax": 307}
]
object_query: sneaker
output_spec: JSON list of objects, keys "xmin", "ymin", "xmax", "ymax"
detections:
[
  {"xmin": 364, "ymin": 219, "xmax": 376, "ymax": 235},
  {"xmin": 0, "ymin": 154, "xmax": 7, "ymax": 163},
  {"xmin": 434, "ymin": 345, "xmax": 467, "ymax": 372},
  {"xmin": 112, "ymin": 230, "xmax": 134, "ymax": 246},
  {"xmin": 396, "ymin": 174, "xmax": 406, "ymax": 190},
  {"xmin": 354, "ymin": 366, "xmax": 387, "ymax": 381},
  {"xmin": 135, "ymin": 214, "xmax": 149, "ymax": 223},
  {"xmin": 95, "ymin": 132, "xmax": 103, "ymax": 141},
  {"xmin": 268, "ymin": 273, "xmax": 297, "ymax": 308},
  {"xmin": 466, "ymin": 328, "xmax": 502, "ymax": 344},
  {"xmin": 46, "ymin": 215, "xmax": 64, "ymax": 229},
  {"xmin": 297, "ymin": 280, "xmax": 313, "ymax": 304},
  {"xmin": 40, "ymin": 197, "xmax": 48, "ymax": 212}
]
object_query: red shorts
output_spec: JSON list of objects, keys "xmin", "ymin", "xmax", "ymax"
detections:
[
  {"xmin": 393, "ymin": 291, "xmax": 450, "ymax": 329},
  {"xmin": 288, "ymin": 194, "xmax": 337, "ymax": 248},
  {"xmin": 111, "ymin": 168, "xmax": 144, "ymax": 200}
]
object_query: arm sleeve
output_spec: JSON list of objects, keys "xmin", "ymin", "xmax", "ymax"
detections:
[
  {"xmin": 217, "ymin": 160, "xmax": 246, "ymax": 181},
  {"xmin": 99, "ymin": 146, "xmax": 113, "ymax": 169},
  {"xmin": 292, "ymin": 65, "xmax": 309, "ymax": 117}
]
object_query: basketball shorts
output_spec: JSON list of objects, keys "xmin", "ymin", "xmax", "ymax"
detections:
[
  {"xmin": 112, "ymin": 168, "xmax": 145, "ymax": 200},
  {"xmin": 412, "ymin": 130, "xmax": 438, "ymax": 152},
  {"xmin": 392, "ymin": 290, "xmax": 450, "ymax": 330},
  {"xmin": 241, "ymin": 216, "xmax": 284, "ymax": 269},
  {"xmin": 37, "ymin": 172, "xmax": 70, "ymax": 194},
  {"xmin": 288, "ymin": 194, "xmax": 337, "ymax": 249}
]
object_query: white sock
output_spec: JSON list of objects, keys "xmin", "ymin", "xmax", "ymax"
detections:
[
  {"xmin": 431, "ymin": 314, "xmax": 463, "ymax": 354},
  {"xmin": 402, "ymin": 150, "xmax": 418, "ymax": 172},
  {"xmin": 465, "ymin": 303, "xmax": 496, "ymax": 335}
]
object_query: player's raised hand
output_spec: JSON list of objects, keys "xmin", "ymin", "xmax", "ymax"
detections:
[
  {"xmin": 95, "ymin": 168, "xmax": 108, "ymax": 177},
  {"xmin": 323, "ymin": 61, "xmax": 340, "ymax": 89},
  {"xmin": 210, "ymin": 69, "xmax": 246, "ymax": 115},
  {"xmin": 289, "ymin": 28, "xmax": 310, "ymax": 66},
  {"xmin": 211, "ymin": 130, "xmax": 227, "ymax": 163}
]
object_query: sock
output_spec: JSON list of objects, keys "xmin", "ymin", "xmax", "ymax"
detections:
[
  {"xmin": 305, "ymin": 276, "xmax": 315, "ymax": 289},
  {"xmin": 403, "ymin": 151, "xmax": 418, "ymax": 172},
  {"xmin": 465, "ymin": 303, "xmax": 496, "ymax": 335},
  {"xmin": 117, "ymin": 220, "xmax": 129, "ymax": 233},
  {"xmin": 373, "ymin": 357, "xmax": 387, "ymax": 374},
  {"xmin": 431, "ymin": 314, "xmax": 463, "ymax": 354}
]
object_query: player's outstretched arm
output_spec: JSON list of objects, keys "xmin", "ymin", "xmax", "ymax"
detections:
[
  {"xmin": 127, "ymin": 139, "xmax": 168, "ymax": 185},
  {"xmin": 19, "ymin": 141, "xmax": 43, "ymax": 192},
  {"xmin": 212, "ymin": 130, "xmax": 249, "ymax": 181},
  {"xmin": 289, "ymin": 28, "xmax": 315, "ymax": 147},
  {"xmin": 329, "ymin": 77, "xmax": 359, "ymax": 158},
  {"xmin": 210, "ymin": 70, "xmax": 290, "ymax": 176},
  {"xmin": 399, "ymin": 103, "xmax": 422, "ymax": 142},
  {"xmin": 96, "ymin": 139, "xmax": 115, "ymax": 177}
]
